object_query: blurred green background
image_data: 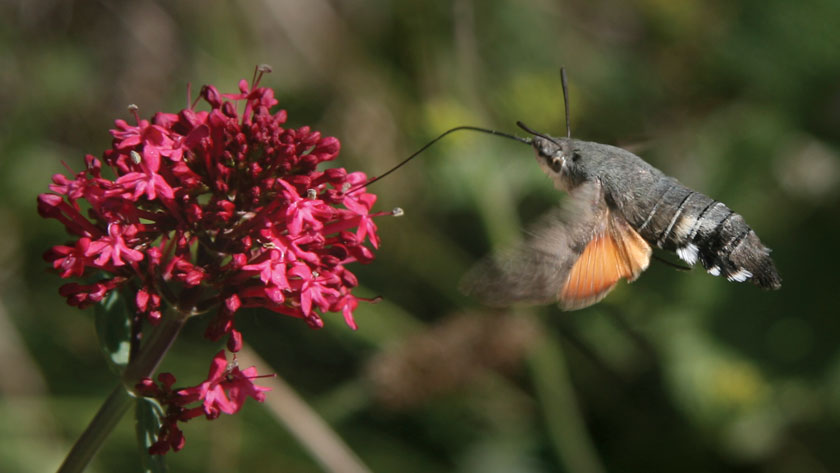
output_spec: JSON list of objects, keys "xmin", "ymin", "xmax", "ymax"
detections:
[{"xmin": 2, "ymin": 0, "xmax": 839, "ymax": 472}]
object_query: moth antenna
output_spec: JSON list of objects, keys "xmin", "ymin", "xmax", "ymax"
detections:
[
  {"xmin": 345, "ymin": 126, "xmax": 530, "ymax": 194},
  {"xmin": 560, "ymin": 66, "xmax": 571, "ymax": 139},
  {"xmin": 516, "ymin": 121, "xmax": 565, "ymax": 148},
  {"xmin": 516, "ymin": 68, "xmax": 572, "ymax": 142}
]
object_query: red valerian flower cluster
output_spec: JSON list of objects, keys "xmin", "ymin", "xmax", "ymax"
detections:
[
  {"xmin": 39, "ymin": 71, "xmax": 391, "ymax": 454},
  {"xmin": 39, "ymin": 73, "xmax": 385, "ymax": 342},
  {"xmin": 136, "ymin": 351, "xmax": 271, "ymax": 454}
]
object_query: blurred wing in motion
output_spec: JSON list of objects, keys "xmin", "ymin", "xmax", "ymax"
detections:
[{"xmin": 460, "ymin": 181, "xmax": 652, "ymax": 310}]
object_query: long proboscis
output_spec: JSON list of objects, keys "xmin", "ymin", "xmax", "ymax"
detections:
[{"xmin": 345, "ymin": 125, "xmax": 530, "ymax": 194}]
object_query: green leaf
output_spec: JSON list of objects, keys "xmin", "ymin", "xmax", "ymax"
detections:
[
  {"xmin": 136, "ymin": 396, "xmax": 168, "ymax": 473},
  {"xmin": 94, "ymin": 289, "xmax": 132, "ymax": 374}
]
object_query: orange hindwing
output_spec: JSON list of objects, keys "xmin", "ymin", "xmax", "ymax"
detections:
[{"xmin": 559, "ymin": 214, "xmax": 651, "ymax": 310}]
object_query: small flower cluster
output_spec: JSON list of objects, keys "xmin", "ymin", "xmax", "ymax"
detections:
[
  {"xmin": 39, "ymin": 69, "xmax": 390, "ymax": 453},
  {"xmin": 39, "ymin": 72, "xmax": 384, "ymax": 341},
  {"xmin": 136, "ymin": 351, "xmax": 271, "ymax": 454}
]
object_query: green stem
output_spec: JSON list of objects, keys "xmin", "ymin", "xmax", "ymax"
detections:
[
  {"xmin": 56, "ymin": 384, "xmax": 133, "ymax": 473},
  {"xmin": 237, "ymin": 347, "xmax": 374, "ymax": 473},
  {"xmin": 121, "ymin": 307, "xmax": 190, "ymax": 388},
  {"xmin": 57, "ymin": 307, "xmax": 190, "ymax": 473},
  {"xmin": 529, "ymin": 331, "xmax": 606, "ymax": 473}
]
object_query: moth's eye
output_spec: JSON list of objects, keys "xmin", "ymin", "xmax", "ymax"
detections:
[
  {"xmin": 550, "ymin": 155, "xmax": 563, "ymax": 171},
  {"xmin": 572, "ymin": 151, "xmax": 582, "ymax": 162}
]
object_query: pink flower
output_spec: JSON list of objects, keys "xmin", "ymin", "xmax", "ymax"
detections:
[
  {"xmin": 84, "ymin": 223, "xmax": 144, "ymax": 267},
  {"xmin": 115, "ymin": 156, "xmax": 176, "ymax": 201},
  {"xmin": 138, "ymin": 351, "xmax": 272, "ymax": 454},
  {"xmin": 242, "ymin": 249, "xmax": 291, "ymax": 295},
  {"xmin": 44, "ymin": 240, "xmax": 90, "ymax": 278},
  {"xmin": 178, "ymin": 350, "xmax": 271, "ymax": 419}
]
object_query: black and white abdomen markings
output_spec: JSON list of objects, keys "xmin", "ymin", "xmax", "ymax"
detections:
[{"xmin": 626, "ymin": 176, "xmax": 777, "ymax": 287}]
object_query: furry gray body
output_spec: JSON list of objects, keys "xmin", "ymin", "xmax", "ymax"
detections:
[{"xmin": 545, "ymin": 138, "xmax": 781, "ymax": 289}]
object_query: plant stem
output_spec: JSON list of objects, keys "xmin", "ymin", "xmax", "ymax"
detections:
[
  {"xmin": 529, "ymin": 329, "xmax": 606, "ymax": 473},
  {"xmin": 121, "ymin": 307, "xmax": 190, "ymax": 388},
  {"xmin": 57, "ymin": 307, "xmax": 190, "ymax": 473},
  {"xmin": 56, "ymin": 384, "xmax": 133, "ymax": 473},
  {"xmin": 237, "ymin": 346, "xmax": 374, "ymax": 473}
]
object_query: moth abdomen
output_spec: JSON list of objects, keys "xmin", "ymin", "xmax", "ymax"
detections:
[
  {"xmin": 631, "ymin": 177, "xmax": 703, "ymax": 247},
  {"xmin": 692, "ymin": 206, "xmax": 781, "ymax": 289},
  {"xmin": 611, "ymin": 172, "xmax": 780, "ymax": 289}
]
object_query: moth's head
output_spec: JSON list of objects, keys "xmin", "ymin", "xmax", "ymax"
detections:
[{"xmin": 532, "ymin": 135, "xmax": 583, "ymax": 191}]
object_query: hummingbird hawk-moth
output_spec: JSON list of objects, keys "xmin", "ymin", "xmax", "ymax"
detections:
[
  {"xmin": 459, "ymin": 71, "xmax": 781, "ymax": 310},
  {"xmin": 358, "ymin": 70, "xmax": 781, "ymax": 311},
  {"xmin": 459, "ymin": 122, "xmax": 782, "ymax": 310}
]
